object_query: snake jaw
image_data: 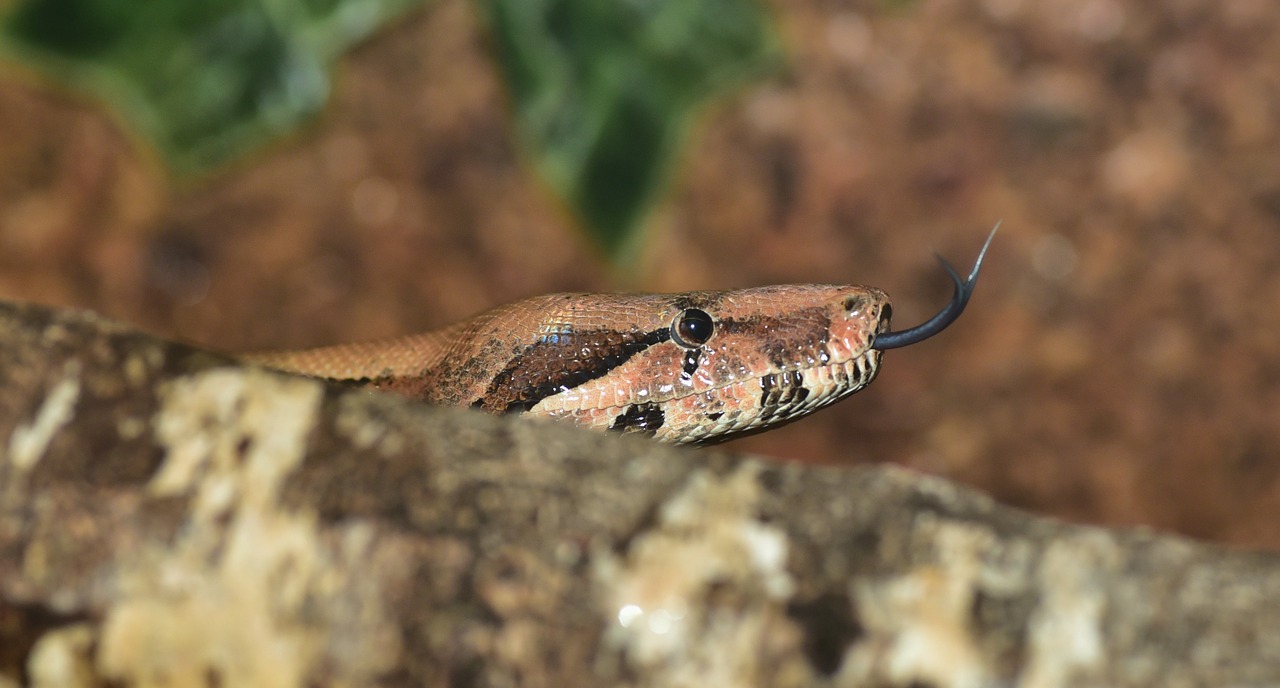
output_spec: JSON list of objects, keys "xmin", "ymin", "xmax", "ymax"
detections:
[
  {"xmin": 539, "ymin": 348, "xmax": 884, "ymax": 444},
  {"xmin": 670, "ymin": 347, "xmax": 882, "ymax": 444}
]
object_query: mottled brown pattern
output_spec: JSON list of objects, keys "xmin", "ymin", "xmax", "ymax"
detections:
[
  {"xmin": 716, "ymin": 309, "xmax": 834, "ymax": 370},
  {"xmin": 253, "ymin": 286, "xmax": 891, "ymax": 443}
]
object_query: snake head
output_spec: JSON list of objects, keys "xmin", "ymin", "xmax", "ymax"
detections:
[{"xmin": 526, "ymin": 284, "xmax": 892, "ymax": 443}]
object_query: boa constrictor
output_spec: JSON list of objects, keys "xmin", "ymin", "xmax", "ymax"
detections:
[{"xmin": 251, "ymin": 230, "xmax": 996, "ymax": 444}]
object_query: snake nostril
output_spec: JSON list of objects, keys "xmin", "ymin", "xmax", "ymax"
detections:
[{"xmin": 842, "ymin": 296, "xmax": 862, "ymax": 314}]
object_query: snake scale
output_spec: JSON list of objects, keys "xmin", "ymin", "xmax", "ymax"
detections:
[{"xmin": 251, "ymin": 230, "xmax": 996, "ymax": 444}]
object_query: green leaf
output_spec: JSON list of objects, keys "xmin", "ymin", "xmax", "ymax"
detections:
[
  {"xmin": 0, "ymin": 0, "xmax": 422, "ymax": 174},
  {"xmin": 482, "ymin": 0, "xmax": 781, "ymax": 259}
]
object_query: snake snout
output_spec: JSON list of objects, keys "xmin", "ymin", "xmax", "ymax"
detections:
[
  {"xmin": 840, "ymin": 293, "xmax": 885, "ymax": 318},
  {"xmin": 840, "ymin": 293, "xmax": 892, "ymax": 335}
]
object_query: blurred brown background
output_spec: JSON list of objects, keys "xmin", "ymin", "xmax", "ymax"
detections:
[{"xmin": 3, "ymin": 0, "xmax": 1280, "ymax": 547}]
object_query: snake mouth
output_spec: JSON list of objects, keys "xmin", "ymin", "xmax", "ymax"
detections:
[
  {"xmin": 756, "ymin": 350, "xmax": 881, "ymax": 414},
  {"xmin": 629, "ymin": 348, "xmax": 882, "ymax": 443},
  {"xmin": 654, "ymin": 342, "xmax": 880, "ymax": 402}
]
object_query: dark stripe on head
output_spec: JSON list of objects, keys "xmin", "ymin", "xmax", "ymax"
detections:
[
  {"xmin": 610, "ymin": 402, "xmax": 666, "ymax": 436},
  {"xmin": 476, "ymin": 327, "xmax": 671, "ymax": 413}
]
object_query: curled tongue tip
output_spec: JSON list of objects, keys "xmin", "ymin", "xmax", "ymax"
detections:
[{"xmin": 872, "ymin": 223, "xmax": 998, "ymax": 351}]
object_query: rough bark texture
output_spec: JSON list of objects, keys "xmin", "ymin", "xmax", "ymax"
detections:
[{"xmin": 1, "ymin": 300, "xmax": 1278, "ymax": 688}]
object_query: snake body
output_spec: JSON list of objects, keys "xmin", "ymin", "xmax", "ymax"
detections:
[{"xmin": 252, "ymin": 231, "xmax": 995, "ymax": 444}]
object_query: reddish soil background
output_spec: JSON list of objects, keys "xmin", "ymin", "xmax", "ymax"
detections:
[{"xmin": 3, "ymin": 0, "xmax": 1280, "ymax": 547}]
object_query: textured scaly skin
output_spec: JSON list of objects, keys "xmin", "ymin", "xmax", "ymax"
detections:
[{"xmin": 248, "ymin": 285, "xmax": 891, "ymax": 444}]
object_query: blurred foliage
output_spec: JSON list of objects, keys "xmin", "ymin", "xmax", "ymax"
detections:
[
  {"xmin": 0, "ymin": 0, "xmax": 780, "ymax": 257},
  {"xmin": 0, "ymin": 0, "xmax": 422, "ymax": 173},
  {"xmin": 482, "ymin": 0, "xmax": 780, "ymax": 257}
]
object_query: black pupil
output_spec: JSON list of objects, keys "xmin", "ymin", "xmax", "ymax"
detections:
[{"xmin": 676, "ymin": 309, "xmax": 714, "ymax": 346}]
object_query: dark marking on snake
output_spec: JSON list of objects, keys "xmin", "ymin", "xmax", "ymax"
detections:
[
  {"xmin": 706, "ymin": 412, "xmax": 724, "ymax": 421},
  {"xmin": 671, "ymin": 292, "xmax": 728, "ymax": 312},
  {"xmin": 611, "ymin": 402, "xmax": 666, "ymax": 436},
  {"xmin": 759, "ymin": 370, "xmax": 810, "ymax": 422},
  {"xmin": 475, "ymin": 327, "xmax": 672, "ymax": 413},
  {"xmin": 671, "ymin": 294, "xmax": 699, "ymax": 311},
  {"xmin": 681, "ymin": 348, "xmax": 701, "ymax": 380}
]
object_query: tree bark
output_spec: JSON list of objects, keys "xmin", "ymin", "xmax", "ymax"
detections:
[{"xmin": 0, "ymin": 300, "xmax": 1277, "ymax": 687}]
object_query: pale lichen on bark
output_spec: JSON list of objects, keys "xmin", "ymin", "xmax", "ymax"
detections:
[
  {"xmin": 2, "ymin": 300, "xmax": 1280, "ymax": 687},
  {"xmin": 98, "ymin": 369, "xmax": 326, "ymax": 687},
  {"xmin": 6, "ymin": 362, "xmax": 79, "ymax": 474},
  {"xmin": 594, "ymin": 462, "xmax": 802, "ymax": 686}
]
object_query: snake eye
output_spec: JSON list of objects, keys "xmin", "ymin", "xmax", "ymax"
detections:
[{"xmin": 672, "ymin": 308, "xmax": 715, "ymax": 347}]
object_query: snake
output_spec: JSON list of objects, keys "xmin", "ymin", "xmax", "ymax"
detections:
[{"xmin": 250, "ymin": 229, "xmax": 996, "ymax": 444}]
